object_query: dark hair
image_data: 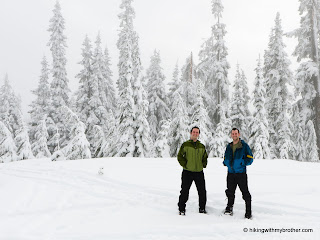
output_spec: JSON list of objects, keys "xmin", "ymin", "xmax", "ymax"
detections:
[
  {"xmin": 231, "ymin": 128, "xmax": 240, "ymax": 133},
  {"xmin": 191, "ymin": 126, "xmax": 200, "ymax": 134}
]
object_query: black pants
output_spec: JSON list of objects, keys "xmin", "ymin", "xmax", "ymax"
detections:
[
  {"xmin": 178, "ymin": 170, "xmax": 207, "ymax": 211},
  {"xmin": 225, "ymin": 173, "xmax": 251, "ymax": 211}
]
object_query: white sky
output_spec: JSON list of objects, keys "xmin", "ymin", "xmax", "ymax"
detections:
[{"xmin": 0, "ymin": 0, "xmax": 300, "ymax": 119}]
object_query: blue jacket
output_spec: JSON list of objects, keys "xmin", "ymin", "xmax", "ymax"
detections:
[{"xmin": 223, "ymin": 139, "xmax": 253, "ymax": 173}]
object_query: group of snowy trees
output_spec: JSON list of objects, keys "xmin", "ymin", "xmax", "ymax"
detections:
[{"xmin": 1, "ymin": 0, "xmax": 320, "ymax": 162}]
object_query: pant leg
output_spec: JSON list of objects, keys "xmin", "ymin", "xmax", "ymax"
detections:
[
  {"xmin": 237, "ymin": 173, "xmax": 252, "ymax": 213},
  {"xmin": 225, "ymin": 173, "xmax": 237, "ymax": 207},
  {"xmin": 194, "ymin": 171, "xmax": 207, "ymax": 210},
  {"xmin": 178, "ymin": 170, "xmax": 194, "ymax": 211}
]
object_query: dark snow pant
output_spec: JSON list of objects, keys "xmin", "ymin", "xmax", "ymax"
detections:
[
  {"xmin": 225, "ymin": 173, "xmax": 251, "ymax": 214},
  {"xmin": 178, "ymin": 170, "xmax": 207, "ymax": 211}
]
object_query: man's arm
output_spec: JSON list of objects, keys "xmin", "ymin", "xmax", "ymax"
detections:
[
  {"xmin": 177, "ymin": 143, "xmax": 187, "ymax": 168},
  {"xmin": 245, "ymin": 144, "xmax": 254, "ymax": 165},
  {"xmin": 202, "ymin": 149, "xmax": 208, "ymax": 168},
  {"xmin": 223, "ymin": 146, "xmax": 228, "ymax": 166}
]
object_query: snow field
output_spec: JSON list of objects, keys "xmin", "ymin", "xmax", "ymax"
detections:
[{"xmin": 0, "ymin": 158, "xmax": 319, "ymax": 240}]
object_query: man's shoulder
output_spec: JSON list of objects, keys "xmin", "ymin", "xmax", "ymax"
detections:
[
  {"xmin": 197, "ymin": 141, "xmax": 206, "ymax": 149},
  {"xmin": 181, "ymin": 140, "xmax": 192, "ymax": 147},
  {"xmin": 240, "ymin": 139, "xmax": 249, "ymax": 146}
]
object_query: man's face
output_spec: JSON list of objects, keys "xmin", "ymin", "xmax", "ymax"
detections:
[
  {"xmin": 231, "ymin": 130, "xmax": 240, "ymax": 142},
  {"xmin": 190, "ymin": 128, "xmax": 200, "ymax": 141}
]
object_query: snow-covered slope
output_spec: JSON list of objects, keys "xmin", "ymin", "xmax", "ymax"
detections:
[{"xmin": 0, "ymin": 158, "xmax": 319, "ymax": 240}]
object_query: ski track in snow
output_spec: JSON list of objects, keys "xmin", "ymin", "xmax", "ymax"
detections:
[{"xmin": 0, "ymin": 158, "xmax": 319, "ymax": 240}]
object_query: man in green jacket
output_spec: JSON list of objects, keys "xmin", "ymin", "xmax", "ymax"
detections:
[{"xmin": 177, "ymin": 126, "xmax": 208, "ymax": 215}]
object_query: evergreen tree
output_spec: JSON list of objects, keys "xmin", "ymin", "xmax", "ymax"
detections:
[
  {"xmin": 198, "ymin": 0, "xmax": 230, "ymax": 125},
  {"xmin": 305, "ymin": 120, "xmax": 319, "ymax": 161},
  {"xmin": 131, "ymin": 29, "xmax": 152, "ymax": 157},
  {"xmin": 15, "ymin": 121, "xmax": 34, "ymax": 160},
  {"xmin": 87, "ymin": 33, "xmax": 111, "ymax": 151},
  {"xmin": 92, "ymin": 110, "xmax": 117, "ymax": 157},
  {"xmin": 134, "ymin": 81, "xmax": 152, "ymax": 157},
  {"xmin": 249, "ymin": 56, "xmax": 270, "ymax": 159},
  {"xmin": 52, "ymin": 106, "xmax": 91, "ymax": 160},
  {"xmin": 115, "ymin": 0, "xmax": 151, "ymax": 157},
  {"xmin": 264, "ymin": 13, "xmax": 294, "ymax": 158},
  {"xmin": 48, "ymin": 1, "xmax": 71, "ymax": 149},
  {"xmin": 75, "ymin": 35, "xmax": 93, "ymax": 125},
  {"xmin": 32, "ymin": 119, "xmax": 51, "ymax": 158},
  {"xmin": 289, "ymin": 0, "xmax": 320, "ymax": 157},
  {"xmin": 46, "ymin": 117, "xmax": 60, "ymax": 153},
  {"xmin": 0, "ymin": 121, "xmax": 17, "ymax": 163},
  {"xmin": 180, "ymin": 53, "xmax": 197, "ymax": 120},
  {"xmin": 230, "ymin": 65, "xmax": 251, "ymax": 141},
  {"xmin": 291, "ymin": 104, "xmax": 306, "ymax": 161},
  {"xmin": 102, "ymin": 45, "xmax": 117, "ymax": 112},
  {"xmin": 115, "ymin": 0, "xmax": 140, "ymax": 157},
  {"xmin": 29, "ymin": 56, "xmax": 51, "ymax": 145},
  {"xmin": 0, "ymin": 74, "xmax": 23, "ymax": 138},
  {"xmin": 168, "ymin": 89, "xmax": 189, "ymax": 157},
  {"xmin": 209, "ymin": 108, "xmax": 231, "ymax": 158},
  {"xmin": 167, "ymin": 62, "xmax": 180, "ymax": 115},
  {"xmin": 154, "ymin": 120, "xmax": 170, "ymax": 158},
  {"xmin": 191, "ymin": 78, "xmax": 212, "ymax": 149},
  {"xmin": 146, "ymin": 50, "xmax": 170, "ymax": 142}
]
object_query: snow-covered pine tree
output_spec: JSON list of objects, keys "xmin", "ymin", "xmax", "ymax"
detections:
[
  {"xmin": 249, "ymin": 56, "xmax": 270, "ymax": 159},
  {"xmin": 0, "ymin": 121, "xmax": 17, "ymax": 163},
  {"xmin": 114, "ymin": 0, "xmax": 139, "ymax": 157},
  {"xmin": 46, "ymin": 117, "xmax": 60, "ymax": 153},
  {"xmin": 102, "ymin": 45, "xmax": 117, "ymax": 112},
  {"xmin": 180, "ymin": 53, "xmax": 197, "ymax": 120},
  {"xmin": 191, "ymin": 78, "xmax": 212, "ymax": 149},
  {"xmin": 154, "ymin": 120, "xmax": 171, "ymax": 158},
  {"xmin": 264, "ymin": 13, "xmax": 294, "ymax": 159},
  {"xmin": 168, "ymin": 89, "xmax": 190, "ymax": 157},
  {"xmin": 32, "ymin": 119, "xmax": 51, "ymax": 158},
  {"xmin": 47, "ymin": 1, "xmax": 71, "ymax": 149},
  {"xmin": 291, "ymin": 103, "xmax": 306, "ymax": 161},
  {"xmin": 294, "ymin": 61, "xmax": 318, "ymax": 123},
  {"xmin": 146, "ymin": 50, "xmax": 170, "ymax": 142},
  {"xmin": 0, "ymin": 74, "xmax": 24, "ymax": 139},
  {"xmin": 115, "ymin": 0, "xmax": 151, "ymax": 157},
  {"xmin": 87, "ymin": 33, "xmax": 111, "ymax": 152},
  {"xmin": 52, "ymin": 106, "xmax": 91, "ymax": 160},
  {"xmin": 288, "ymin": 0, "xmax": 320, "ymax": 157},
  {"xmin": 75, "ymin": 35, "xmax": 93, "ymax": 125},
  {"xmin": 230, "ymin": 64, "xmax": 251, "ymax": 141},
  {"xmin": 305, "ymin": 120, "xmax": 319, "ymax": 161},
  {"xmin": 292, "ymin": 61, "xmax": 319, "ymax": 161},
  {"xmin": 29, "ymin": 56, "xmax": 51, "ymax": 145},
  {"xmin": 133, "ymin": 74, "xmax": 152, "ymax": 157},
  {"xmin": 15, "ymin": 120, "xmax": 34, "ymax": 160},
  {"xmin": 197, "ymin": 0, "xmax": 230, "ymax": 125},
  {"xmin": 131, "ymin": 30, "xmax": 152, "ymax": 157},
  {"xmin": 167, "ymin": 62, "xmax": 180, "ymax": 115},
  {"xmin": 90, "ymin": 109, "xmax": 117, "ymax": 157},
  {"xmin": 209, "ymin": 108, "xmax": 231, "ymax": 158}
]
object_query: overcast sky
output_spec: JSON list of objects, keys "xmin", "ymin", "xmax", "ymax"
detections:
[{"xmin": 0, "ymin": 0, "xmax": 300, "ymax": 119}]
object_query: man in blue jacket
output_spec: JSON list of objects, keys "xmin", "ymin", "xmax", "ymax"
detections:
[{"xmin": 223, "ymin": 128, "xmax": 253, "ymax": 219}]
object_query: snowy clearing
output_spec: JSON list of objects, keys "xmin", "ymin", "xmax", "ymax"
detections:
[{"xmin": 0, "ymin": 157, "xmax": 319, "ymax": 240}]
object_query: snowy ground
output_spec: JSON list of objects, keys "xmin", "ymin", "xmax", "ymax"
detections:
[{"xmin": 0, "ymin": 157, "xmax": 319, "ymax": 240}]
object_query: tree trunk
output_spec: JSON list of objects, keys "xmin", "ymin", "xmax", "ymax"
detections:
[{"xmin": 311, "ymin": 3, "xmax": 320, "ymax": 158}]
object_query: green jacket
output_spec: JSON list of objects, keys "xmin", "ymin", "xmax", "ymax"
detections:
[{"xmin": 177, "ymin": 140, "xmax": 208, "ymax": 172}]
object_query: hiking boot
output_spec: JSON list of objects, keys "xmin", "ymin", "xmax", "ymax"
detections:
[
  {"xmin": 199, "ymin": 208, "xmax": 207, "ymax": 214},
  {"xmin": 224, "ymin": 205, "xmax": 233, "ymax": 215},
  {"xmin": 179, "ymin": 210, "xmax": 186, "ymax": 215}
]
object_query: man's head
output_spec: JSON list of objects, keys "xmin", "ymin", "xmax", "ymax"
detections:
[
  {"xmin": 190, "ymin": 126, "xmax": 200, "ymax": 142},
  {"xmin": 231, "ymin": 128, "xmax": 240, "ymax": 143}
]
